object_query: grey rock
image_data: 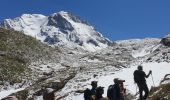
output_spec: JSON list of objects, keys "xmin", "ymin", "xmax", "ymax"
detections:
[{"xmin": 161, "ymin": 35, "xmax": 170, "ymax": 46}]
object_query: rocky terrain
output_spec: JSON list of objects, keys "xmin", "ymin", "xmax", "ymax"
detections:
[{"xmin": 0, "ymin": 28, "xmax": 78, "ymax": 99}]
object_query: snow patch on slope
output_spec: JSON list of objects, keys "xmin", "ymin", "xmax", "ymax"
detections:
[
  {"xmin": 132, "ymin": 44, "xmax": 161, "ymax": 58},
  {"xmin": 97, "ymin": 62, "xmax": 170, "ymax": 95},
  {"xmin": 116, "ymin": 38, "xmax": 161, "ymax": 58},
  {"xmin": 0, "ymin": 88, "xmax": 25, "ymax": 99}
]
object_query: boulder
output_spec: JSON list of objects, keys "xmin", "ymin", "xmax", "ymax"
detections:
[{"xmin": 161, "ymin": 35, "xmax": 170, "ymax": 46}]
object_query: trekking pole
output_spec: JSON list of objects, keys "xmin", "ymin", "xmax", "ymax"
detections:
[
  {"xmin": 151, "ymin": 73, "xmax": 155, "ymax": 87},
  {"xmin": 134, "ymin": 83, "xmax": 139, "ymax": 96},
  {"xmin": 135, "ymin": 84, "xmax": 137, "ymax": 95}
]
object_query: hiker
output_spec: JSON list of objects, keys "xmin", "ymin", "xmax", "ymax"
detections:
[
  {"xmin": 96, "ymin": 86, "xmax": 108, "ymax": 100},
  {"xmin": 91, "ymin": 81, "xmax": 98, "ymax": 95},
  {"xmin": 84, "ymin": 81, "xmax": 98, "ymax": 100},
  {"xmin": 133, "ymin": 65, "xmax": 152, "ymax": 100},
  {"xmin": 107, "ymin": 78, "xmax": 125, "ymax": 100},
  {"xmin": 43, "ymin": 88, "xmax": 55, "ymax": 100}
]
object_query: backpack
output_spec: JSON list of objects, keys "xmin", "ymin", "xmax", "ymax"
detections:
[
  {"xmin": 84, "ymin": 88, "xmax": 95, "ymax": 100},
  {"xmin": 134, "ymin": 70, "xmax": 140, "ymax": 83},
  {"xmin": 107, "ymin": 85, "xmax": 117, "ymax": 100}
]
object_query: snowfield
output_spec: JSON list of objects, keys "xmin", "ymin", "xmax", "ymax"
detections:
[
  {"xmin": 61, "ymin": 62, "xmax": 170, "ymax": 100},
  {"xmin": 0, "ymin": 88, "xmax": 25, "ymax": 99}
]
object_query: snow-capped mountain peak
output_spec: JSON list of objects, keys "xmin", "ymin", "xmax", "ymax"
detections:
[
  {"xmin": 1, "ymin": 11, "xmax": 111, "ymax": 51},
  {"xmin": 1, "ymin": 14, "xmax": 47, "ymax": 39}
]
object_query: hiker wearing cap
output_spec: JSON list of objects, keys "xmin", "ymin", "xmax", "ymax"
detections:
[
  {"xmin": 134, "ymin": 65, "xmax": 152, "ymax": 100},
  {"xmin": 96, "ymin": 86, "xmax": 108, "ymax": 100},
  {"xmin": 107, "ymin": 78, "xmax": 123, "ymax": 100}
]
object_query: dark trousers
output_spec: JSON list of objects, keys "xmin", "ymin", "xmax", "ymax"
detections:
[{"xmin": 137, "ymin": 82, "xmax": 149, "ymax": 100}]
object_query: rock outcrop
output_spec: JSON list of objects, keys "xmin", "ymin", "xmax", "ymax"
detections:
[{"xmin": 161, "ymin": 34, "xmax": 170, "ymax": 46}]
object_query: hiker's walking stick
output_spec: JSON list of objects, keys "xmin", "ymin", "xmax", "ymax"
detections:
[
  {"xmin": 135, "ymin": 83, "xmax": 139, "ymax": 96},
  {"xmin": 151, "ymin": 73, "xmax": 155, "ymax": 87}
]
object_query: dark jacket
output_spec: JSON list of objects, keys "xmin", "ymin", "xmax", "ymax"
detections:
[
  {"xmin": 91, "ymin": 87, "xmax": 97, "ymax": 95},
  {"xmin": 134, "ymin": 70, "xmax": 147, "ymax": 84}
]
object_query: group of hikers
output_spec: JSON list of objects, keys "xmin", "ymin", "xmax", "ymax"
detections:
[
  {"xmin": 84, "ymin": 78, "xmax": 125, "ymax": 100},
  {"xmin": 84, "ymin": 65, "xmax": 152, "ymax": 100}
]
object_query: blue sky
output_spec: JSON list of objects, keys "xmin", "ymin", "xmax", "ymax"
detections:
[{"xmin": 0, "ymin": 0, "xmax": 170, "ymax": 41}]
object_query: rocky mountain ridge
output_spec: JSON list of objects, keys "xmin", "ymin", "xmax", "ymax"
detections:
[{"xmin": 1, "ymin": 11, "xmax": 111, "ymax": 52}]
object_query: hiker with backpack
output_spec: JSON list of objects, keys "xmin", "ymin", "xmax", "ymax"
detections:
[
  {"xmin": 107, "ymin": 78, "xmax": 125, "ymax": 100},
  {"xmin": 84, "ymin": 81, "xmax": 98, "ymax": 100},
  {"xmin": 133, "ymin": 65, "xmax": 152, "ymax": 100}
]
